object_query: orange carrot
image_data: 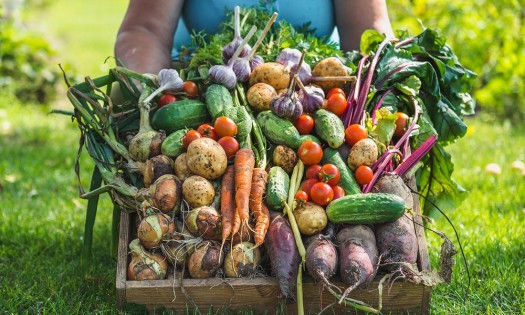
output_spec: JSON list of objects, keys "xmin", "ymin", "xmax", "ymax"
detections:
[
  {"xmin": 249, "ymin": 168, "xmax": 268, "ymax": 217},
  {"xmin": 231, "ymin": 209, "xmax": 241, "ymax": 237},
  {"xmin": 234, "ymin": 148, "xmax": 255, "ymax": 224},
  {"xmin": 220, "ymin": 165, "xmax": 235, "ymax": 243},
  {"xmin": 253, "ymin": 202, "xmax": 270, "ymax": 247}
]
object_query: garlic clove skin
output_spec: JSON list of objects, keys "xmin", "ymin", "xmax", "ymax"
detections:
[
  {"xmin": 298, "ymin": 85, "xmax": 325, "ymax": 113},
  {"xmin": 232, "ymin": 59, "xmax": 251, "ymax": 83},
  {"xmin": 249, "ymin": 55, "xmax": 265, "ymax": 70},
  {"xmin": 209, "ymin": 65, "xmax": 238, "ymax": 90}
]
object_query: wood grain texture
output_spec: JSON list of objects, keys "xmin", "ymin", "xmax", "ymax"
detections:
[{"xmin": 117, "ymin": 176, "xmax": 434, "ymax": 315}]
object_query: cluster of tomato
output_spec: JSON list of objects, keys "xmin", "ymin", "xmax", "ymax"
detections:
[
  {"xmin": 157, "ymin": 81, "xmax": 200, "ymax": 107},
  {"xmin": 184, "ymin": 117, "xmax": 240, "ymax": 160},
  {"xmin": 157, "ymin": 81, "xmax": 241, "ymax": 160},
  {"xmin": 295, "ymin": 163, "xmax": 344, "ymax": 207}
]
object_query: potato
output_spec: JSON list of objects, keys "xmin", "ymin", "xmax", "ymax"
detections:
[
  {"xmin": 246, "ymin": 83, "xmax": 277, "ymax": 112},
  {"xmin": 293, "ymin": 202, "xmax": 328, "ymax": 236},
  {"xmin": 186, "ymin": 138, "xmax": 227, "ymax": 180},
  {"xmin": 272, "ymin": 145, "xmax": 298, "ymax": 174},
  {"xmin": 347, "ymin": 138, "xmax": 378, "ymax": 171},
  {"xmin": 249, "ymin": 62, "xmax": 290, "ymax": 91},
  {"xmin": 182, "ymin": 175, "xmax": 215, "ymax": 208},
  {"xmin": 312, "ymin": 57, "xmax": 349, "ymax": 92},
  {"xmin": 174, "ymin": 153, "xmax": 193, "ymax": 181}
]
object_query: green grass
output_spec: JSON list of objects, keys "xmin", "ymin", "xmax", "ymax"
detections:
[{"xmin": 2, "ymin": 0, "xmax": 525, "ymax": 313}]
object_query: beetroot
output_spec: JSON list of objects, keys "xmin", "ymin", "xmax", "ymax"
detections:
[
  {"xmin": 265, "ymin": 214, "xmax": 301, "ymax": 300},
  {"xmin": 305, "ymin": 235, "xmax": 338, "ymax": 285},
  {"xmin": 375, "ymin": 214, "xmax": 419, "ymax": 277},
  {"xmin": 336, "ymin": 225, "xmax": 378, "ymax": 301}
]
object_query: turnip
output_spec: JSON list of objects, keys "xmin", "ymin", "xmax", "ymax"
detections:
[
  {"xmin": 337, "ymin": 225, "xmax": 378, "ymax": 302},
  {"xmin": 224, "ymin": 241, "xmax": 261, "ymax": 278},
  {"xmin": 188, "ymin": 240, "xmax": 223, "ymax": 279},
  {"xmin": 265, "ymin": 214, "xmax": 301, "ymax": 300}
]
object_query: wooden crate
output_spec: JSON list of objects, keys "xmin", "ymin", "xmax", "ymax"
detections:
[{"xmin": 116, "ymin": 187, "xmax": 432, "ymax": 314}]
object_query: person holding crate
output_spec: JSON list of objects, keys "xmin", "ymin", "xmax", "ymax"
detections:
[{"xmin": 114, "ymin": 0, "xmax": 394, "ymax": 74}]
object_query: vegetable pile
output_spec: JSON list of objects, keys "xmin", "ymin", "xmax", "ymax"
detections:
[{"xmin": 67, "ymin": 4, "xmax": 475, "ymax": 313}]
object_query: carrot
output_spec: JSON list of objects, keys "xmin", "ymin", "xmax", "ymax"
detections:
[
  {"xmin": 231, "ymin": 209, "xmax": 241, "ymax": 237},
  {"xmin": 249, "ymin": 167, "xmax": 269, "ymax": 247},
  {"xmin": 249, "ymin": 168, "xmax": 268, "ymax": 215},
  {"xmin": 234, "ymin": 148, "xmax": 255, "ymax": 224},
  {"xmin": 220, "ymin": 165, "xmax": 235, "ymax": 243},
  {"xmin": 253, "ymin": 202, "xmax": 270, "ymax": 247}
]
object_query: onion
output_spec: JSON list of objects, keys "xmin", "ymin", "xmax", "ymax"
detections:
[
  {"xmin": 160, "ymin": 221, "xmax": 187, "ymax": 267},
  {"xmin": 127, "ymin": 239, "xmax": 168, "ymax": 280},
  {"xmin": 128, "ymin": 86, "xmax": 166, "ymax": 162},
  {"xmin": 149, "ymin": 174, "xmax": 181, "ymax": 215},
  {"xmin": 137, "ymin": 155, "xmax": 174, "ymax": 187},
  {"xmin": 188, "ymin": 240, "xmax": 223, "ymax": 279},
  {"xmin": 224, "ymin": 242, "xmax": 261, "ymax": 278},
  {"xmin": 184, "ymin": 206, "xmax": 222, "ymax": 240},
  {"xmin": 137, "ymin": 213, "xmax": 175, "ymax": 249}
]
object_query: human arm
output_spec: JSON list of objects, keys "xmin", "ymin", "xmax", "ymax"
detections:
[
  {"xmin": 333, "ymin": 0, "xmax": 394, "ymax": 52},
  {"xmin": 115, "ymin": 0, "xmax": 185, "ymax": 74}
]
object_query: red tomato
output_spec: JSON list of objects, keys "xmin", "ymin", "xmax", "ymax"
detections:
[
  {"xmin": 158, "ymin": 94, "xmax": 176, "ymax": 108},
  {"xmin": 182, "ymin": 81, "xmax": 199, "ymax": 98},
  {"xmin": 345, "ymin": 124, "xmax": 368, "ymax": 146},
  {"xmin": 394, "ymin": 112, "xmax": 409, "ymax": 137},
  {"xmin": 294, "ymin": 114, "xmax": 314, "ymax": 135},
  {"xmin": 355, "ymin": 165, "xmax": 374, "ymax": 185},
  {"xmin": 295, "ymin": 191, "xmax": 308, "ymax": 202},
  {"xmin": 310, "ymin": 182, "xmax": 334, "ymax": 206},
  {"xmin": 214, "ymin": 116, "xmax": 237, "ymax": 138},
  {"xmin": 326, "ymin": 87, "xmax": 346, "ymax": 100},
  {"xmin": 217, "ymin": 136, "xmax": 239, "ymax": 159},
  {"xmin": 197, "ymin": 123, "xmax": 218, "ymax": 140},
  {"xmin": 318, "ymin": 164, "xmax": 341, "ymax": 186},
  {"xmin": 297, "ymin": 140, "xmax": 323, "ymax": 165},
  {"xmin": 300, "ymin": 178, "xmax": 319, "ymax": 199},
  {"xmin": 332, "ymin": 186, "xmax": 345, "ymax": 200},
  {"xmin": 305, "ymin": 164, "xmax": 322, "ymax": 180},
  {"xmin": 183, "ymin": 130, "xmax": 202, "ymax": 148},
  {"xmin": 326, "ymin": 93, "xmax": 348, "ymax": 116}
]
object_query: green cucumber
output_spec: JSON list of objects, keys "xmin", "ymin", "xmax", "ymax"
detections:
[
  {"xmin": 257, "ymin": 111, "xmax": 301, "ymax": 149},
  {"xmin": 321, "ymin": 147, "xmax": 361, "ymax": 195},
  {"xmin": 313, "ymin": 109, "xmax": 345, "ymax": 148},
  {"xmin": 203, "ymin": 84, "xmax": 234, "ymax": 120},
  {"xmin": 300, "ymin": 134, "xmax": 321, "ymax": 145},
  {"xmin": 151, "ymin": 99, "xmax": 210, "ymax": 135},
  {"xmin": 326, "ymin": 193, "xmax": 405, "ymax": 224},
  {"xmin": 161, "ymin": 129, "xmax": 186, "ymax": 158},
  {"xmin": 266, "ymin": 166, "xmax": 290, "ymax": 211}
]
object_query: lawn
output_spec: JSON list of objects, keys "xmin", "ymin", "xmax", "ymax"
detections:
[{"xmin": 1, "ymin": 0, "xmax": 524, "ymax": 314}]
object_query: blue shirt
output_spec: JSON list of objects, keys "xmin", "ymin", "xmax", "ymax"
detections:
[{"xmin": 172, "ymin": 0, "xmax": 338, "ymax": 59}]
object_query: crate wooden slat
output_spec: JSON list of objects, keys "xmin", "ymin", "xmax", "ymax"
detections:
[{"xmin": 116, "ymin": 181, "xmax": 432, "ymax": 314}]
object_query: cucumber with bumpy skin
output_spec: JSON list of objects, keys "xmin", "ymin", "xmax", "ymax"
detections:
[
  {"xmin": 203, "ymin": 84, "xmax": 234, "ymax": 120},
  {"xmin": 321, "ymin": 147, "xmax": 361, "ymax": 195},
  {"xmin": 161, "ymin": 129, "xmax": 186, "ymax": 158},
  {"xmin": 151, "ymin": 99, "xmax": 210, "ymax": 135},
  {"xmin": 257, "ymin": 111, "xmax": 301, "ymax": 149},
  {"xmin": 266, "ymin": 166, "xmax": 290, "ymax": 211},
  {"xmin": 313, "ymin": 109, "xmax": 345, "ymax": 148},
  {"xmin": 326, "ymin": 193, "xmax": 405, "ymax": 224}
]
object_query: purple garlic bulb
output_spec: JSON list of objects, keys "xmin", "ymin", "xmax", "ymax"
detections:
[{"xmin": 298, "ymin": 85, "xmax": 324, "ymax": 112}]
